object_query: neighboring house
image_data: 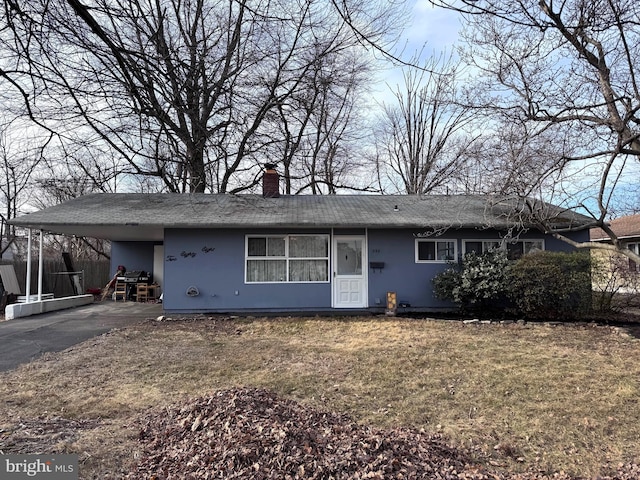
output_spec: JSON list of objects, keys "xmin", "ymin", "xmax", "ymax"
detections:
[
  {"xmin": 590, "ymin": 214, "xmax": 640, "ymax": 294},
  {"xmin": 9, "ymin": 169, "xmax": 591, "ymax": 314}
]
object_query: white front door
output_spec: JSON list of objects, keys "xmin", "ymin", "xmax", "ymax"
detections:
[{"xmin": 333, "ymin": 236, "xmax": 367, "ymax": 308}]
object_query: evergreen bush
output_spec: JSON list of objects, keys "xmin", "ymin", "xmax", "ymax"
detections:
[
  {"xmin": 432, "ymin": 249, "xmax": 593, "ymax": 319},
  {"xmin": 508, "ymin": 251, "xmax": 592, "ymax": 319},
  {"xmin": 432, "ymin": 250, "xmax": 512, "ymax": 312}
]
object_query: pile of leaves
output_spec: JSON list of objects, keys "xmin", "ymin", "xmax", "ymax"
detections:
[{"xmin": 126, "ymin": 387, "xmax": 639, "ymax": 480}]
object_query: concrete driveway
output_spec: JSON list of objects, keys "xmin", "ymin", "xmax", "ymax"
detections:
[{"xmin": 0, "ymin": 301, "xmax": 163, "ymax": 372}]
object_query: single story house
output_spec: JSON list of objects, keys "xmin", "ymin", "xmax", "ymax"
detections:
[
  {"xmin": 590, "ymin": 214, "xmax": 640, "ymax": 294},
  {"xmin": 9, "ymin": 169, "xmax": 591, "ymax": 314}
]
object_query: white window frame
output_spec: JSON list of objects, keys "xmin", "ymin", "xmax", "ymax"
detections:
[
  {"xmin": 506, "ymin": 239, "xmax": 545, "ymax": 259},
  {"xmin": 462, "ymin": 239, "xmax": 545, "ymax": 257},
  {"xmin": 415, "ymin": 239, "xmax": 457, "ymax": 263},
  {"xmin": 462, "ymin": 240, "xmax": 502, "ymax": 255},
  {"xmin": 245, "ymin": 234, "xmax": 330, "ymax": 284}
]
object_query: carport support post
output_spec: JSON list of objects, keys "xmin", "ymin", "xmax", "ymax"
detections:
[
  {"xmin": 23, "ymin": 229, "xmax": 44, "ymax": 304},
  {"xmin": 25, "ymin": 229, "xmax": 32, "ymax": 303},
  {"xmin": 37, "ymin": 229, "xmax": 43, "ymax": 301}
]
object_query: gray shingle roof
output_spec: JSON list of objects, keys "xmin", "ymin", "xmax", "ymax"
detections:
[{"xmin": 9, "ymin": 193, "xmax": 592, "ymax": 241}]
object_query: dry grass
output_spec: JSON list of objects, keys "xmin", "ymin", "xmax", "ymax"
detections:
[{"xmin": 1, "ymin": 316, "xmax": 640, "ymax": 479}]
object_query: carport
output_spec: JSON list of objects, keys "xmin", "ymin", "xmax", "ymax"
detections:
[{"xmin": 4, "ymin": 228, "xmax": 94, "ymax": 320}]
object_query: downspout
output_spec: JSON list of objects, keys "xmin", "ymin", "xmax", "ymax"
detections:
[
  {"xmin": 26, "ymin": 229, "xmax": 32, "ymax": 303},
  {"xmin": 37, "ymin": 229, "xmax": 44, "ymax": 301}
]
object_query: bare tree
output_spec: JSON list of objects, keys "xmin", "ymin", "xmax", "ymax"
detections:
[
  {"xmin": 428, "ymin": 0, "xmax": 640, "ymax": 264},
  {"xmin": 1, "ymin": 0, "xmax": 405, "ymax": 195},
  {"xmin": 374, "ymin": 55, "xmax": 476, "ymax": 194},
  {"xmin": 452, "ymin": 119, "xmax": 568, "ymax": 196},
  {"xmin": 25, "ymin": 147, "xmax": 114, "ymax": 260},
  {"xmin": 0, "ymin": 120, "xmax": 45, "ymax": 259},
  {"xmin": 267, "ymin": 44, "xmax": 375, "ymax": 195}
]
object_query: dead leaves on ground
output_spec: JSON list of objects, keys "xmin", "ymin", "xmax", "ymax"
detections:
[{"xmin": 125, "ymin": 387, "xmax": 638, "ymax": 480}]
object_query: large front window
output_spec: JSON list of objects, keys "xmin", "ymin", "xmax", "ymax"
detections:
[{"xmin": 246, "ymin": 235, "xmax": 329, "ymax": 283}]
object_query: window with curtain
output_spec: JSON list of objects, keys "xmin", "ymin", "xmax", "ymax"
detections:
[{"xmin": 246, "ymin": 235, "xmax": 329, "ymax": 283}]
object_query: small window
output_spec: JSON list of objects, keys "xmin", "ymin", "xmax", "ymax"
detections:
[
  {"xmin": 507, "ymin": 240, "xmax": 544, "ymax": 259},
  {"xmin": 416, "ymin": 239, "xmax": 456, "ymax": 263},
  {"xmin": 463, "ymin": 240, "xmax": 501, "ymax": 255}
]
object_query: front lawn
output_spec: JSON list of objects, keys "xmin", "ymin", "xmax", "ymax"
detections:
[{"xmin": 1, "ymin": 315, "xmax": 639, "ymax": 478}]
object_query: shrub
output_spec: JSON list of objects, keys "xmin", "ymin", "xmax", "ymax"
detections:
[
  {"xmin": 508, "ymin": 251, "xmax": 592, "ymax": 319},
  {"xmin": 433, "ymin": 249, "xmax": 593, "ymax": 320},
  {"xmin": 431, "ymin": 266, "xmax": 462, "ymax": 303},
  {"xmin": 432, "ymin": 250, "xmax": 512, "ymax": 313}
]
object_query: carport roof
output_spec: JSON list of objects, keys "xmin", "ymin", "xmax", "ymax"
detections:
[{"xmin": 9, "ymin": 193, "xmax": 592, "ymax": 242}]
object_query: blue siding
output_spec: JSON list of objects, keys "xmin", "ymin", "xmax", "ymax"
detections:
[
  {"xmin": 109, "ymin": 227, "xmax": 590, "ymax": 313},
  {"xmin": 163, "ymin": 228, "xmax": 332, "ymax": 313},
  {"xmin": 110, "ymin": 241, "xmax": 157, "ymax": 277},
  {"xmin": 365, "ymin": 228, "xmax": 590, "ymax": 311},
  {"xmin": 367, "ymin": 229, "xmax": 454, "ymax": 310}
]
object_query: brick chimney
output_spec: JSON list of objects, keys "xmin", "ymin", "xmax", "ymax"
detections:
[{"xmin": 262, "ymin": 164, "xmax": 280, "ymax": 198}]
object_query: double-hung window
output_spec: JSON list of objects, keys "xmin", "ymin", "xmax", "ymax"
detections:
[
  {"xmin": 415, "ymin": 239, "xmax": 456, "ymax": 263},
  {"xmin": 246, "ymin": 235, "xmax": 329, "ymax": 283}
]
